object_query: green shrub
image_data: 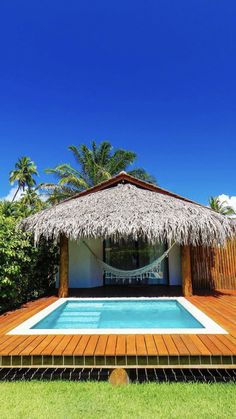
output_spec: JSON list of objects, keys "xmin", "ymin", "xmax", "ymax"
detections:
[{"xmin": 0, "ymin": 212, "xmax": 58, "ymax": 313}]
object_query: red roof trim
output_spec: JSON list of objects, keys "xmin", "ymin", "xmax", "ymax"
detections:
[{"xmin": 62, "ymin": 171, "xmax": 198, "ymax": 205}]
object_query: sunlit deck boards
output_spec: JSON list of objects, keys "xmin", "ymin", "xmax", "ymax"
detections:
[{"xmin": 0, "ymin": 291, "xmax": 236, "ymax": 368}]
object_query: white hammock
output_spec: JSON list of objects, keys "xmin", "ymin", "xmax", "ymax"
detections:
[{"xmin": 83, "ymin": 241, "xmax": 175, "ymax": 279}]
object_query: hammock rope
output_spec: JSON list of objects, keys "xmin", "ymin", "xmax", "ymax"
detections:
[{"xmin": 82, "ymin": 241, "xmax": 176, "ymax": 279}]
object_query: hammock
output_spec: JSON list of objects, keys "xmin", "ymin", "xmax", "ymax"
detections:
[{"xmin": 83, "ymin": 241, "xmax": 175, "ymax": 279}]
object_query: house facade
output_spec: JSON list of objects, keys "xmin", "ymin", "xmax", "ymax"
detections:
[{"xmin": 21, "ymin": 172, "xmax": 236, "ymax": 297}]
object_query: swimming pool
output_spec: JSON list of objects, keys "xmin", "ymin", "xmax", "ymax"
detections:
[{"xmin": 8, "ymin": 297, "xmax": 227, "ymax": 335}]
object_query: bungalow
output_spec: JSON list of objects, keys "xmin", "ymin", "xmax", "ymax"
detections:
[{"xmin": 21, "ymin": 172, "xmax": 236, "ymax": 297}]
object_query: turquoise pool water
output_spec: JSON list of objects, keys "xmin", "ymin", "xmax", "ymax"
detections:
[{"xmin": 32, "ymin": 300, "xmax": 204, "ymax": 329}]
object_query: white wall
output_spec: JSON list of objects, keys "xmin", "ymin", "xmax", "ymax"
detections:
[
  {"xmin": 168, "ymin": 244, "xmax": 182, "ymax": 286},
  {"xmin": 69, "ymin": 239, "xmax": 103, "ymax": 288}
]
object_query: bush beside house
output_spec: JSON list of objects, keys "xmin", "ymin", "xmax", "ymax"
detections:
[{"xmin": 0, "ymin": 210, "xmax": 58, "ymax": 313}]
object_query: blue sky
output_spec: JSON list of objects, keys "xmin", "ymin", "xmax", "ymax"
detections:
[{"xmin": 0, "ymin": 1, "xmax": 236, "ymax": 206}]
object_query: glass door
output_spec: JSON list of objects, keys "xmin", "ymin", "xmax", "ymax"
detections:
[{"xmin": 104, "ymin": 238, "xmax": 168, "ymax": 285}]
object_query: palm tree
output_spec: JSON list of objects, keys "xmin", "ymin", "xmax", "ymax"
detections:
[
  {"xmin": 42, "ymin": 141, "xmax": 156, "ymax": 203},
  {"xmin": 9, "ymin": 157, "xmax": 38, "ymax": 202},
  {"xmin": 209, "ymin": 196, "xmax": 235, "ymax": 216}
]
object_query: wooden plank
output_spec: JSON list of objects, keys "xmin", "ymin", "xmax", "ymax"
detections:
[
  {"xmin": 46, "ymin": 336, "xmax": 70, "ymax": 355},
  {"xmin": 191, "ymin": 240, "xmax": 236, "ymax": 290},
  {"xmin": 105, "ymin": 335, "xmax": 117, "ymax": 356},
  {"xmin": 135, "ymin": 335, "xmax": 147, "ymax": 355},
  {"xmin": 63, "ymin": 335, "xmax": 82, "ymax": 355},
  {"xmin": 181, "ymin": 245, "xmax": 193, "ymax": 296},
  {"xmin": 126, "ymin": 335, "xmax": 136, "ymax": 355},
  {"xmin": 198, "ymin": 335, "xmax": 223, "ymax": 355},
  {"xmin": 144, "ymin": 335, "xmax": 157, "ymax": 356},
  {"xmin": 95, "ymin": 335, "xmax": 108, "ymax": 356},
  {"xmin": 171, "ymin": 336, "xmax": 190, "ymax": 355},
  {"xmin": 180, "ymin": 335, "xmax": 200, "ymax": 355},
  {"xmin": 83, "ymin": 335, "xmax": 99, "ymax": 356},
  {"xmin": 189, "ymin": 335, "xmax": 212, "ymax": 355},
  {"xmin": 31, "ymin": 336, "xmax": 56, "ymax": 355},
  {"xmin": 0, "ymin": 335, "xmax": 14, "ymax": 350},
  {"xmin": 0, "ymin": 336, "xmax": 27, "ymax": 355},
  {"xmin": 19, "ymin": 335, "xmax": 46, "ymax": 355},
  {"xmin": 9, "ymin": 336, "xmax": 38, "ymax": 355},
  {"xmin": 215, "ymin": 335, "xmax": 236, "ymax": 353},
  {"xmin": 115, "ymin": 335, "xmax": 126, "ymax": 355},
  {"xmin": 162, "ymin": 335, "xmax": 179, "ymax": 355},
  {"xmin": 73, "ymin": 335, "xmax": 90, "ymax": 355},
  {"xmin": 58, "ymin": 235, "xmax": 69, "ymax": 298},
  {"xmin": 153, "ymin": 335, "xmax": 168, "ymax": 355},
  {"xmin": 207, "ymin": 336, "xmax": 233, "ymax": 355}
]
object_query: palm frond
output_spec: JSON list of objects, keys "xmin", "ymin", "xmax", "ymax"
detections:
[
  {"xmin": 44, "ymin": 141, "xmax": 156, "ymax": 201},
  {"xmin": 128, "ymin": 168, "xmax": 157, "ymax": 184}
]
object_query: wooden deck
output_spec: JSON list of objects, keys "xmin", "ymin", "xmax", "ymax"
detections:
[{"xmin": 0, "ymin": 290, "xmax": 236, "ymax": 368}]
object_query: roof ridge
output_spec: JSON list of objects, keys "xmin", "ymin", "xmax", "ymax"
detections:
[{"xmin": 61, "ymin": 171, "xmax": 199, "ymax": 206}]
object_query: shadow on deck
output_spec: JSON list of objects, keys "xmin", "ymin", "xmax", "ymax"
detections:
[{"xmin": 69, "ymin": 285, "xmax": 235, "ymax": 298}]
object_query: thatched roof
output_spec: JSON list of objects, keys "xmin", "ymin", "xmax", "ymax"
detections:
[{"xmin": 21, "ymin": 173, "xmax": 235, "ymax": 246}]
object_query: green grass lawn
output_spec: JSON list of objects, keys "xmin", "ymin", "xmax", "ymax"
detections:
[{"xmin": 0, "ymin": 381, "xmax": 235, "ymax": 419}]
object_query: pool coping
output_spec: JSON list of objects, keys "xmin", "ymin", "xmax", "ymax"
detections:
[{"xmin": 7, "ymin": 297, "xmax": 227, "ymax": 335}]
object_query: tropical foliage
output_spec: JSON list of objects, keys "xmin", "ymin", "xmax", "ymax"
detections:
[
  {"xmin": 42, "ymin": 141, "xmax": 156, "ymax": 203},
  {"xmin": 0, "ymin": 203, "xmax": 58, "ymax": 313},
  {"xmin": 209, "ymin": 196, "xmax": 235, "ymax": 216},
  {"xmin": 0, "ymin": 158, "xmax": 57, "ymax": 313}
]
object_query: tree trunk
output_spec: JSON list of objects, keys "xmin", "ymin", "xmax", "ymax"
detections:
[
  {"xmin": 58, "ymin": 234, "xmax": 69, "ymax": 298},
  {"xmin": 181, "ymin": 245, "xmax": 193, "ymax": 297},
  {"xmin": 12, "ymin": 185, "xmax": 21, "ymax": 202}
]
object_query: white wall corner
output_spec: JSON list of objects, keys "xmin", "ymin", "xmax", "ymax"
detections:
[
  {"xmin": 68, "ymin": 239, "xmax": 103, "ymax": 288},
  {"xmin": 168, "ymin": 244, "xmax": 182, "ymax": 286}
]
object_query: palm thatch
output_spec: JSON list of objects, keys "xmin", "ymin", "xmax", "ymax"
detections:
[{"xmin": 20, "ymin": 182, "xmax": 236, "ymax": 247}]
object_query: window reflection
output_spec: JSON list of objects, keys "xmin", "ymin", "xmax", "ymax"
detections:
[{"xmin": 104, "ymin": 239, "xmax": 168, "ymax": 285}]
